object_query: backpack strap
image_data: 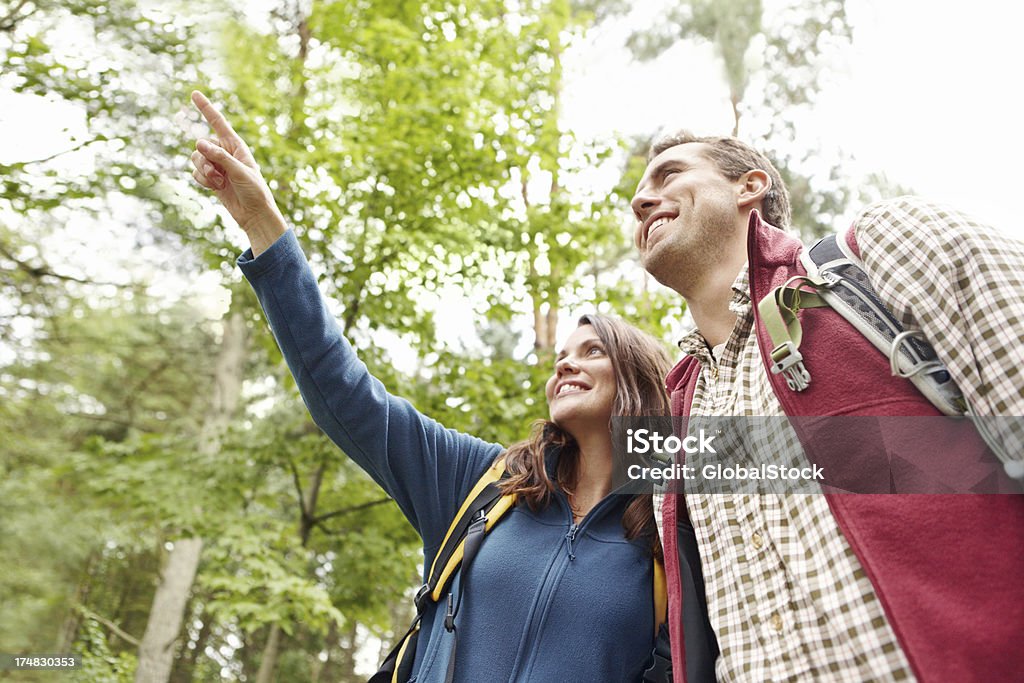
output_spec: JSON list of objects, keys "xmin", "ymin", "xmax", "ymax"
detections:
[
  {"xmin": 442, "ymin": 510, "xmax": 489, "ymax": 683},
  {"xmin": 371, "ymin": 455, "xmax": 514, "ymax": 683},
  {"xmin": 368, "ymin": 618, "xmax": 420, "ymax": 683},
  {"xmin": 423, "ymin": 455, "xmax": 515, "ymax": 604},
  {"xmin": 757, "ymin": 232, "xmax": 967, "ymax": 416},
  {"xmin": 653, "ymin": 555, "xmax": 667, "ymax": 636},
  {"xmin": 756, "ymin": 273, "xmax": 831, "ymax": 392}
]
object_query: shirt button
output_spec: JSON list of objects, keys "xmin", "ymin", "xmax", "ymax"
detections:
[
  {"xmin": 751, "ymin": 532, "xmax": 764, "ymax": 549},
  {"xmin": 770, "ymin": 614, "xmax": 783, "ymax": 632}
]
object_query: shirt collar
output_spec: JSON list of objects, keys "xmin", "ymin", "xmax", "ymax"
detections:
[
  {"xmin": 676, "ymin": 263, "xmax": 752, "ymax": 356},
  {"xmin": 729, "ymin": 263, "xmax": 751, "ymax": 314}
]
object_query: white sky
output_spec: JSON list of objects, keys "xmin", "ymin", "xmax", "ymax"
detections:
[{"xmin": 561, "ymin": 0, "xmax": 1024, "ymax": 237}]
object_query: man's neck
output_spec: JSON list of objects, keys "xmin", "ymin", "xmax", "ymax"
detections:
[
  {"xmin": 684, "ymin": 255, "xmax": 746, "ymax": 348},
  {"xmin": 670, "ymin": 211, "xmax": 751, "ymax": 348},
  {"xmin": 687, "ymin": 292, "xmax": 739, "ymax": 349}
]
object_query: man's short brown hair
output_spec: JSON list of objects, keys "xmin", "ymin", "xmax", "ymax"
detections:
[{"xmin": 649, "ymin": 132, "xmax": 792, "ymax": 228}]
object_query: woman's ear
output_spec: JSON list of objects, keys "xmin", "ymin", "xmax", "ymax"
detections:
[{"xmin": 737, "ymin": 169, "xmax": 771, "ymax": 209}]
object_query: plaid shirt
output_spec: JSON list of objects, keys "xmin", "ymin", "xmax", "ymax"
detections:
[{"xmin": 654, "ymin": 197, "xmax": 1024, "ymax": 682}]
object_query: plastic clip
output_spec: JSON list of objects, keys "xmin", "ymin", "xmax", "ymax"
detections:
[
  {"xmin": 414, "ymin": 583, "xmax": 432, "ymax": 612},
  {"xmin": 444, "ymin": 593, "xmax": 456, "ymax": 632},
  {"xmin": 770, "ymin": 342, "xmax": 811, "ymax": 392}
]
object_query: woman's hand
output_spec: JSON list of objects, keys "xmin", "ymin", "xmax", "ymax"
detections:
[{"xmin": 190, "ymin": 90, "xmax": 286, "ymax": 255}]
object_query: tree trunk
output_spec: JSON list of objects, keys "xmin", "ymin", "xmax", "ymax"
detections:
[
  {"xmin": 56, "ymin": 550, "xmax": 99, "ymax": 651},
  {"xmin": 133, "ymin": 538, "xmax": 203, "ymax": 683},
  {"xmin": 170, "ymin": 600, "xmax": 211, "ymax": 683},
  {"xmin": 311, "ymin": 620, "xmax": 340, "ymax": 683},
  {"xmin": 134, "ymin": 310, "xmax": 248, "ymax": 682},
  {"xmin": 328, "ymin": 620, "xmax": 359, "ymax": 682},
  {"xmin": 255, "ymin": 624, "xmax": 282, "ymax": 683},
  {"xmin": 730, "ymin": 91, "xmax": 741, "ymax": 137},
  {"xmin": 533, "ymin": 299, "xmax": 548, "ymax": 352},
  {"xmin": 544, "ymin": 298, "xmax": 559, "ymax": 350}
]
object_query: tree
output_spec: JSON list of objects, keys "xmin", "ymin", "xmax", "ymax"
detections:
[
  {"xmin": 613, "ymin": 0, "xmax": 874, "ymax": 237},
  {"xmin": 0, "ymin": 3, "xmax": 248, "ymax": 680}
]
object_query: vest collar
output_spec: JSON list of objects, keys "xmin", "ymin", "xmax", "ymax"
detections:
[{"xmin": 746, "ymin": 209, "xmax": 803, "ymax": 270}]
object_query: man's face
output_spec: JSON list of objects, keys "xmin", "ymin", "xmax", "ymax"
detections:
[{"xmin": 630, "ymin": 143, "xmax": 742, "ymax": 291}]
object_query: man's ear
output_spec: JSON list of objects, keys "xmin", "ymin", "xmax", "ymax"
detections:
[{"xmin": 737, "ymin": 169, "xmax": 770, "ymax": 209}]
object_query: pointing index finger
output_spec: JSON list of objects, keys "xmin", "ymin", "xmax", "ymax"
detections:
[{"xmin": 191, "ymin": 90, "xmax": 239, "ymax": 143}]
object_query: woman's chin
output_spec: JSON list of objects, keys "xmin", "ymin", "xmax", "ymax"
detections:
[{"xmin": 548, "ymin": 411, "xmax": 611, "ymax": 440}]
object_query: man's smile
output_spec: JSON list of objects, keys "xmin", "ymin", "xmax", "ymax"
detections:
[{"xmin": 642, "ymin": 210, "xmax": 678, "ymax": 247}]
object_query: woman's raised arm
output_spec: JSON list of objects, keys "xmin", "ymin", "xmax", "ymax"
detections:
[{"xmin": 188, "ymin": 91, "xmax": 503, "ymax": 550}]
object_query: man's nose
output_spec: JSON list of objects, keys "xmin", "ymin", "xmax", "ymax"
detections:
[{"xmin": 630, "ymin": 190, "xmax": 661, "ymax": 222}]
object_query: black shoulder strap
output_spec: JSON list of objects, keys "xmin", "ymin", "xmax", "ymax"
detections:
[{"xmin": 799, "ymin": 233, "xmax": 967, "ymax": 416}]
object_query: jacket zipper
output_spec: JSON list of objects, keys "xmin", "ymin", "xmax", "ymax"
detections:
[
  {"xmin": 565, "ymin": 524, "xmax": 579, "ymax": 561},
  {"xmin": 510, "ymin": 493, "xmax": 623, "ymax": 681}
]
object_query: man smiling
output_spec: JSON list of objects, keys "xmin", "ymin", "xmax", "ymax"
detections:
[{"xmin": 631, "ymin": 131, "xmax": 1024, "ymax": 682}]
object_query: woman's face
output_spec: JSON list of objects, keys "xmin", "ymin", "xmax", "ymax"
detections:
[{"xmin": 545, "ymin": 325, "xmax": 617, "ymax": 432}]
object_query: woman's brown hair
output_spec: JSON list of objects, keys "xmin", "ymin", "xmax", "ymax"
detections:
[{"xmin": 499, "ymin": 313, "xmax": 673, "ymax": 558}]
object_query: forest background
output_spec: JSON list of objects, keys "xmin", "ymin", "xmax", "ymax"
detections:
[{"xmin": 1, "ymin": 0, "xmax": 1020, "ymax": 681}]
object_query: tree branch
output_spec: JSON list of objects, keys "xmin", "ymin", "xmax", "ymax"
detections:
[
  {"xmin": 75, "ymin": 605, "xmax": 141, "ymax": 647},
  {"xmin": 306, "ymin": 461, "xmax": 326, "ymax": 516},
  {"xmin": 287, "ymin": 455, "xmax": 307, "ymax": 516},
  {"xmin": 310, "ymin": 497, "xmax": 393, "ymax": 525},
  {"xmin": 4, "ymin": 136, "xmax": 108, "ymax": 167},
  {"xmin": 63, "ymin": 411, "xmax": 142, "ymax": 430},
  {"xmin": 0, "ymin": 242, "xmax": 126, "ymax": 288},
  {"xmin": 0, "ymin": 0, "xmax": 31, "ymax": 32}
]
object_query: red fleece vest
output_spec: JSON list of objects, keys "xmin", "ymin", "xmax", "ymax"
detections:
[{"xmin": 662, "ymin": 213, "xmax": 1024, "ymax": 682}]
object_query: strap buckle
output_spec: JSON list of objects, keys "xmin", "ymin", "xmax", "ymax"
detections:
[
  {"xmin": 414, "ymin": 583, "xmax": 432, "ymax": 612},
  {"xmin": 770, "ymin": 341, "xmax": 811, "ymax": 392},
  {"xmin": 888, "ymin": 330, "xmax": 945, "ymax": 379},
  {"xmin": 819, "ymin": 269, "xmax": 841, "ymax": 287}
]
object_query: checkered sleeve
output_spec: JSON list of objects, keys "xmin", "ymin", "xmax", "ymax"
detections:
[{"xmin": 852, "ymin": 196, "xmax": 1024, "ymax": 458}]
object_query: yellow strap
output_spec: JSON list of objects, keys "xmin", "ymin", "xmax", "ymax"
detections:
[
  {"xmin": 653, "ymin": 556, "xmax": 667, "ymax": 636},
  {"xmin": 390, "ymin": 623, "xmax": 419, "ymax": 683},
  {"xmin": 427, "ymin": 455, "xmax": 508, "ymax": 582},
  {"xmin": 431, "ymin": 493, "xmax": 516, "ymax": 602}
]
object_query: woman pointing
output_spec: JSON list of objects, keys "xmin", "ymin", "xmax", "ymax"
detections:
[{"xmin": 188, "ymin": 90, "xmax": 676, "ymax": 682}]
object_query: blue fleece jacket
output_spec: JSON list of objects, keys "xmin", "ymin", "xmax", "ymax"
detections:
[{"xmin": 238, "ymin": 230, "xmax": 655, "ymax": 682}]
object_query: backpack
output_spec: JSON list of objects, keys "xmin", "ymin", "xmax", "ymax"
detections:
[
  {"xmin": 758, "ymin": 231, "xmax": 1019, "ymax": 477},
  {"xmin": 369, "ymin": 455, "xmax": 671, "ymax": 683}
]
